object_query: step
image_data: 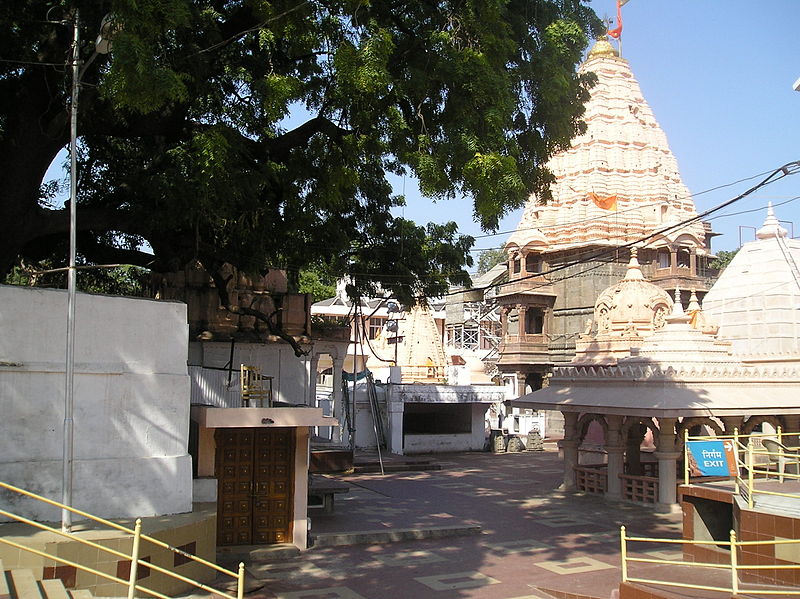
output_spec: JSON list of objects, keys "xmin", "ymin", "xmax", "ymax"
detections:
[
  {"xmin": 217, "ymin": 543, "xmax": 300, "ymax": 562},
  {"xmin": 10, "ymin": 570, "xmax": 42, "ymax": 599},
  {"xmin": 68, "ymin": 591, "xmax": 93, "ymax": 599},
  {"xmin": 352, "ymin": 461, "xmax": 442, "ymax": 473},
  {"xmin": 40, "ymin": 580, "xmax": 70, "ymax": 599},
  {"xmin": 0, "ymin": 560, "xmax": 10, "ymax": 599},
  {"xmin": 310, "ymin": 524, "xmax": 482, "ymax": 547}
]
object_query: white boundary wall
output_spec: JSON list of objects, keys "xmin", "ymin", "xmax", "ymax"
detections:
[{"xmin": 0, "ymin": 285, "xmax": 192, "ymax": 521}]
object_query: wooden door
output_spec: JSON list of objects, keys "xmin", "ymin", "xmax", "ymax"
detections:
[
  {"xmin": 253, "ymin": 428, "xmax": 294, "ymax": 543},
  {"xmin": 216, "ymin": 428, "xmax": 294, "ymax": 546}
]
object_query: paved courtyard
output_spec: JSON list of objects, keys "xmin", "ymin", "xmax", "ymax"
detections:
[{"xmin": 220, "ymin": 447, "xmax": 682, "ymax": 599}]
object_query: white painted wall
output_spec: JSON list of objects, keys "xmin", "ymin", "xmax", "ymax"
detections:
[
  {"xmin": 385, "ymin": 384, "xmax": 508, "ymax": 455},
  {"xmin": 0, "ymin": 285, "xmax": 192, "ymax": 521},
  {"xmin": 403, "ymin": 403, "xmax": 488, "ymax": 454}
]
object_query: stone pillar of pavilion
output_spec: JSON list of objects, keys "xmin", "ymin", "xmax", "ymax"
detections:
[
  {"xmin": 331, "ymin": 354, "xmax": 345, "ymax": 443},
  {"xmin": 625, "ymin": 426, "xmax": 644, "ymax": 476},
  {"xmin": 559, "ymin": 411, "xmax": 580, "ymax": 490},
  {"xmin": 515, "ymin": 373, "xmax": 528, "ymax": 396},
  {"xmin": 606, "ymin": 415, "xmax": 625, "ymax": 499},
  {"xmin": 654, "ymin": 417, "xmax": 680, "ymax": 507},
  {"xmin": 307, "ymin": 352, "xmax": 321, "ymax": 406}
]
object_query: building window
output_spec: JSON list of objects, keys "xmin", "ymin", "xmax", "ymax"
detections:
[
  {"xmin": 526, "ymin": 254, "xmax": 541, "ymax": 274},
  {"xmin": 513, "ymin": 258, "xmax": 521, "ymax": 274},
  {"xmin": 657, "ymin": 250, "xmax": 670, "ymax": 269},
  {"xmin": 368, "ymin": 317, "xmax": 386, "ymax": 339},
  {"xmin": 525, "ymin": 308, "xmax": 544, "ymax": 334},
  {"xmin": 677, "ymin": 249, "xmax": 691, "ymax": 269}
]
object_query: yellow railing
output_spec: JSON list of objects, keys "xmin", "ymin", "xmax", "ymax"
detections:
[
  {"xmin": 683, "ymin": 428, "xmax": 800, "ymax": 509},
  {"xmin": 620, "ymin": 525, "xmax": 800, "ymax": 595},
  {"xmin": 0, "ymin": 481, "xmax": 244, "ymax": 599}
]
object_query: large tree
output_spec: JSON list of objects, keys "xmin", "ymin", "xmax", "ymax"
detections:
[{"xmin": 1, "ymin": 0, "xmax": 602, "ymax": 304}]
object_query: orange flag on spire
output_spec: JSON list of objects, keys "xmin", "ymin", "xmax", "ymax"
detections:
[
  {"xmin": 607, "ymin": 0, "xmax": 630, "ymax": 39},
  {"xmin": 588, "ymin": 192, "xmax": 618, "ymax": 211}
]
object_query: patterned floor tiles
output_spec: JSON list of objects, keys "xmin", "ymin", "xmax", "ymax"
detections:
[
  {"xmin": 571, "ymin": 531, "xmax": 619, "ymax": 543},
  {"xmin": 534, "ymin": 513, "xmax": 595, "ymax": 528},
  {"xmin": 484, "ymin": 539, "xmax": 552, "ymax": 555},
  {"xmin": 371, "ymin": 549, "xmax": 447, "ymax": 567},
  {"xmin": 242, "ymin": 450, "xmax": 684, "ymax": 599},
  {"xmin": 351, "ymin": 506, "xmax": 408, "ymax": 516},
  {"xmin": 413, "ymin": 571, "xmax": 501, "ymax": 591},
  {"xmin": 644, "ymin": 549, "xmax": 684, "ymax": 560},
  {"xmin": 498, "ymin": 479, "xmax": 537, "ymax": 485},
  {"xmin": 472, "ymin": 488, "xmax": 505, "ymax": 497},
  {"xmin": 273, "ymin": 586, "xmax": 369, "ymax": 599},
  {"xmin": 533, "ymin": 556, "xmax": 617, "ymax": 575},
  {"xmin": 249, "ymin": 561, "xmax": 334, "ymax": 581}
]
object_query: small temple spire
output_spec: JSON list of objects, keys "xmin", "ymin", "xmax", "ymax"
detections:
[
  {"xmin": 666, "ymin": 287, "xmax": 691, "ymax": 325},
  {"xmin": 756, "ymin": 202, "xmax": 788, "ymax": 240},
  {"xmin": 623, "ymin": 247, "xmax": 645, "ymax": 281},
  {"xmin": 687, "ymin": 290, "xmax": 701, "ymax": 314}
]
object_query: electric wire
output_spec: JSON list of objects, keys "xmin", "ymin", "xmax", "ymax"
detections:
[
  {"xmin": 467, "ymin": 166, "xmax": 779, "ymax": 241},
  {"xmin": 434, "ymin": 160, "xmax": 800, "ymax": 299}
]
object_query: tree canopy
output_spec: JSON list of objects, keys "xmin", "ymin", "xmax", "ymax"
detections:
[
  {"xmin": 709, "ymin": 249, "xmax": 738, "ymax": 271},
  {"xmin": 1, "ymin": 0, "xmax": 602, "ymax": 305},
  {"xmin": 476, "ymin": 247, "xmax": 507, "ymax": 275}
]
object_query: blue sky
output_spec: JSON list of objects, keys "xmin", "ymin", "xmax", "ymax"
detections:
[{"xmin": 395, "ymin": 0, "xmax": 800, "ymax": 263}]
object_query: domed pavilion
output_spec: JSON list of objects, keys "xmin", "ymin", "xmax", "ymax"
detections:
[{"xmin": 514, "ymin": 247, "xmax": 800, "ymax": 508}]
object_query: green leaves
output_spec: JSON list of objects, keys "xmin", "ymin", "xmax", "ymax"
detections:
[
  {"xmin": 102, "ymin": 0, "xmax": 192, "ymax": 112},
  {"xmin": 464, "ymin": 151, "xmax": 526, "ymax": 230},
  {"xmin": 1, "ymin": 0, "xmax": 603, "ymax": 306},
  {"xmin": 334, "ymin": 25, "xmax": 393, "ymax": 95}
]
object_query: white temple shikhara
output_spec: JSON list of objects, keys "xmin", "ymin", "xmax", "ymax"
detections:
[{"xmin": 496, "ymin": 38, "xmax": 717, "ymax": 405}]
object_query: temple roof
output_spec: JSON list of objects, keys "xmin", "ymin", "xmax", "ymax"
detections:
[
  {"xmin": 506, "ymin": 39, "xmax": 707, "ymax": 254},
  {"xmin": 513, "ymin": 254, "xmax": 800, "ymax": 418},
  {"xmin": 514, "ymin": 289, "xmax": 799, "ymax": 417},
  {"xmin": 702, "ymin": 204, "xmax": 800, "ymax": 355}
]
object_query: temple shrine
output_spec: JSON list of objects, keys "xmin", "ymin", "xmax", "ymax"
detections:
[
  {"xmin": 496, "ymin": 38, "xmax": 718, "ymax": 403},
  {"xmin": 515, "ymin": 242, "xmax": 800, "ymax": 507}
]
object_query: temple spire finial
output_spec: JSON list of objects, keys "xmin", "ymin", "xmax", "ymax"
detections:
[
  {"xmin": 756, "ymin": 202, "xmax": 788, "ymax": 240},
  {"xmin": 623, "ymin": 247, "xmax": 644, "ymax": 281}
]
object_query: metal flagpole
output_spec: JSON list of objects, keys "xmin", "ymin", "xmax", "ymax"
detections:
[{"xmin": 62, "ymin": 9, "xmax": 80, "ymax": 533}]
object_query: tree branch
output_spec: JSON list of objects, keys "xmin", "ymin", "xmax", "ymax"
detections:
[
  {"xmin": 208, "ymin": 268, "xmax": 309, "ymax": 357},
  {"xmin": 77, "ymin": 234, "xmax": 161, "ymax": 270},
  {"xmin": 266, "ymin": 115, "xmax": 352, "ymax": 160}
]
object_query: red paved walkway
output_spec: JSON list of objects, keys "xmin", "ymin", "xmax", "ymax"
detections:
[{"xmin": 217, "ymin": 448, "xmax": 683, "ymax": 599}]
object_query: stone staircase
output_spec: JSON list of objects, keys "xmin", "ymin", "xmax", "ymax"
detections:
[{"xmin": 0, "ymin": 560, "xmax": 109, "ymax": 599}]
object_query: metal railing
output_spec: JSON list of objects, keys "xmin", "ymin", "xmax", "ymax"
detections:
[
  {"xmin": 683, "ymin": 428, "xmax": 800, "ymax": 509},
  {"xmin": 620, "ymin": 526, "xmax": 800, "ymax": 595},
  {"xmin": 0, "ymin": 481, "xmax": 244, "ymax": 599}
]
